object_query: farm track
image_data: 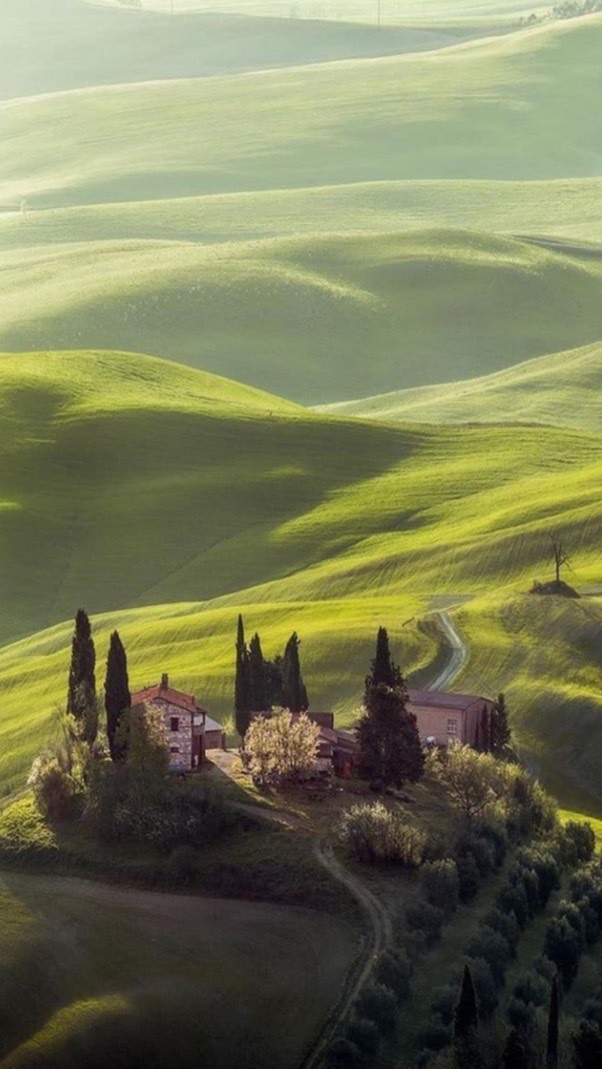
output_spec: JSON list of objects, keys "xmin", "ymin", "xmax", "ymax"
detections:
[{"xmin": 428, "ymin": 610, "xmax": 470, "ymax": 690}]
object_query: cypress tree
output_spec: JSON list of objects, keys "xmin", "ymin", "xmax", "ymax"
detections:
[
  {"xmin": 546, "ymin": 975, "xmax": 559, "ymax": 1069},
  {"xmin": 282, "ymin": 632, "xmax": 309, "ymax": 712},
  {"xmin": 357, "ymin": 682, "xmax": 423, "ymax": 788},
  {"xmin": 105, "ymin": 631, "xmax": 131, "ymax": 761},
  {"xmin": 234, "ymin": 615, "xmax": 252, "ymax": 738},
  {"xmin": 454, "ymin": 964, "xmax": 478, "ymax": 1038},
  {"xmin": 479, "ymin": 705, "xmax": 491, "ymax": 754},
  {"xmin": 265, "ymin": 654, "xmax": 284, "ymax": 709},
  {"xmin": 491, "ymin": 692, "xmax": 512, "ymax": 756},
  {"xmin": 249, "ymin": 632, "xmax": 268, "ymax": 712},
  {"xmin": 364, "ymin": 626, "xmax": 402, "ymax": 700},
  {"xmin": 503, "ymin": 1029, "xmax": 530, "ymax": 1069},
  {"xmin": 67, "ymin": 608, "xmax": 96, "ymax": 720}
]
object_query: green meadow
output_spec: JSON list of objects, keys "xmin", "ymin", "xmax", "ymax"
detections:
[
  {"xmin": 1, "ymin": 231, "xmax": 601, "ymax": 403},
  {"xmin": 321, "ymin": 342, "xmax": 602, "ymax": 432},
  {"xmin": 2, "ymin": 349, "xmax": 602, "ymax": 805}
]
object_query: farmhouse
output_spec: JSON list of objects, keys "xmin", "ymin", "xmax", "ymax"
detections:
[
  {"xmin": 407, "ymin": 689, "xmax": 495, "ymax": 749},
  {"xmin": 131, "ymin": 674, "xmax": 224, "ymax": 773},
  {"xmin": 307, "ymin": 713, "xmax": 357, "ymax": 779}
]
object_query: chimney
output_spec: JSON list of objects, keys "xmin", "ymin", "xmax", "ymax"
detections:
[{"xmin": 160, "ymin": 673, "xmax": 168, "ymax": 690}]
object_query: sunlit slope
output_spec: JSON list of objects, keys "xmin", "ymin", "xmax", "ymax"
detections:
[
  {"xmin": 4, "ymin": 179, "xmax": 602, "ymax": 248},
  {"xmin": 0, "ymin": 0, "xmax": 461, "ymax": 103},
  {"xmin": 0, "ymin": 871, "xmax": 353, "ymax": 1069},
  {"xmin": 2, "ymin": 16, "xmax": 601, "ymax": 207},
  {"xmin": 454, "ymin": 594, "xmax": 602, "ymax": 816},
  {"xmin": 2, "ymin": 232, "xmax": 602, "ymax": 403},
  {"xmin": 112, "ymin": 0, "xmax": 550, "ymax": 23},
  {"xmin": 320, "ymin": 342, "xmax": 602, "ymax": 431}
]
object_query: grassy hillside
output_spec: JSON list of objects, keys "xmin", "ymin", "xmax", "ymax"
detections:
[
  {"xmin": 0, "ymin": 0, "xmax": 470, "ymax": 102},
  {"xmin": 2, "ymin": 16, "xmax": 602, "ymax": 207},
  {"xmin": 320, "ymin": 342, "xmax": 602, "ymax": 431},
  {"xmin": 2, "ymin": 231, "xmax": 601, "ymax": 403},
  {"xmin": 5, "ymin": 179, "xmax": 602, "ymax": 248},
  {"xmin": 0, "ymin": 868, "xmax": 354, "ymax": 1068},
  {"xmin": 453, "ymin": 593, "xmax": 602, "ymax": 818},
  {"xmin": 2, "ymin": 350, "xmax": 602, "ymax": 801}
]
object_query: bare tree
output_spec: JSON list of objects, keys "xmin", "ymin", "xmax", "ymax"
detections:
[{"xmin": 550, "ymin": 533, "xmax": 570, "ymax": 585}]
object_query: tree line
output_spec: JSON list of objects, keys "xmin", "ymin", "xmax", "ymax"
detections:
[{"xmin": 234, "ymin": 615, "xmax": 308, "ymax": 737}]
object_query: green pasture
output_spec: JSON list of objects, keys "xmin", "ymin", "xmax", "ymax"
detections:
[
  {"xmin": 321, "ymin": 341, "xmax": 602, "ymax": 432},
  {"xmin": 2, "ymin": 16, "xmax": 601, "ymax": 208},
  {"xmin": 0, "ymin": 0, "xmax": 471, "ymax": 103},
  {"xmin": 1, "ymin": 230, "xmax": 601, "ymax": 403},
  {"xmin": 454, "ymin": 594, "xmax": 602, "ymax": 816},
  {"xmin": 5, "ymin": 179, "xmax": 602, "ymax": 247},
  {"xmin": 2, "ymin": 350, "xmax": 602, "ymax": 803},
  {"xmin": 0, "ymin": 866, "xmax": 354, "ymax": 1068}
]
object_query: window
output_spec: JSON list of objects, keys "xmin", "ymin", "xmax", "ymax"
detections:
[
  {"xmin": 447, "ymin": 719, "xmax": 458, "ymax": 735},
  {"xmin": 170, "ymin": 717, "xmax": 179, "ymax": 732},
  {"xmin": 169, "ymin": 745, "xmax": 180, "ymax": 754}
]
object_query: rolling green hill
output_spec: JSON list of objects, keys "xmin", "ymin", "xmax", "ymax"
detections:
[
  {"xmin": 2, "ymin": 231, "xmax": 601, "ymax": 403},
  {"xmin": 319, "ymin": 341, "xmax": 602, "ymax": 431},
  {"xmin": 2, "ymin": 350, "xmax": 602, "ymax": 804},
  {"xmin": 2, "ymin": 15, "xmax": 601, "ymax": 208},
  {"xmin": 0, "ymin": 0, "xmax": 471, "ymax": 102}
]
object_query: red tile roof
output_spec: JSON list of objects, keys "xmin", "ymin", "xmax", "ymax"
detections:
[
  {"xmin": 408, "ymin": 689, "xmax": 490, "ymax": 711},
  {"xmin": 131, "ymin": 683, "xmax": 205, "ymax": 715}
]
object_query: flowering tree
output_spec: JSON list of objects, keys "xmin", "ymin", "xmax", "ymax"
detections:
[{"xmin": 244, "ymin": 711, "xmax": 320, "ymax": 785}]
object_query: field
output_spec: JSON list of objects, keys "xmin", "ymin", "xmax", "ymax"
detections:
[
  {"xmin": 321, "ymin": 341, "xmax": 602, "ymax": 431},
  {"xmin": 0, "ymin": 868, "xmax": 355, "ymax": 1068}
]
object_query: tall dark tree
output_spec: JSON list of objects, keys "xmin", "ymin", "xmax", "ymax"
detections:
[
  {"xmin": 491, "ymin": 692, "xmax": 512, "ymax": 756},
  {"xmin": 234, "ymin": 614, "xmax": 253, "ymax": 738},
  {"xmin": 453, "ymin": 964, "xmax": 481, "ymax": 1069},
  {"xmin": 249, "ymin": 632, "xmax": 268, "ymax": 712},
  {"xmin": 67, "ymin": 608, "xmax": 96, "ymax": 720},
  {"xmin": 357, "ymin": 682, "xmax": 423, "ymax": 788},
  {"xmin": 364, "ymin": 626, "xmax": 402, "ymax": 699},
  {"xmin": 573, "ymin": 1020, "xmax": 602, "ymax": 1069},
  {"xmin": 282, "ymin": 632, "xmax": 309, "ymax": 712},
  {"xmin": 104, "ymin": 631, "xmax": 131, "ymax": 761},
  {"xmin": 265, "ymin": 654, "xmax": 284, "ymax": 709},
  {"xmin": 476, "ymin": 705, "xmax": 491, "ymax": 753},
  {"xmin": 503, "ymin": 1028, "xmax": 530, "ymax": 1069},
  {"xmin": 546, "ymin": 975, "xmax": 560, "ymax": 1069}
]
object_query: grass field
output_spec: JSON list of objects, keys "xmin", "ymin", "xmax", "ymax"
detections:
[
  {"xmin": 2, "ymin": 350, "xmax": 602, "ymax": 805},
  {"xmin": 2, "ymin": 231, "xmax": 601, "ymax": 403},
  {"xmin": 320, "ymin": 341, "xmax": 602, "ymax": 431},
  {"xmin": 0, "ymin": 867, "xmax": 355, "ymax": 1068}
]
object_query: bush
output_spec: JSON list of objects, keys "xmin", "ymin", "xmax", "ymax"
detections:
[
  {"xmin": 324, "ymin": 1037, "xmax": 363, "ymax": 1069},
  {"xmin": 497, "ymin": 882, "xmax": 530, "ymax": 929},
  {"xmin": 430, "ymin": 986, "xmax": 456, "ymax": 1026},
  {"xmin": 457, "ymin": 853, "xmax": 481, "ymax": 903},
  {"xmin": 336, "ymin": 802, "xmax": 426, "ymax": 866},
  {"xmin": 474, "ymin": 818, "xmax": 508, "ymax": 867},
  {"xmin": 562, "ymin": 822, "xmax": 596, "ymax": 867},
  {"xmin": 28, "ymin": 754, "xmax": 79, "ymax": 821},
  {"xmin": 457, "ymin": 833, "xmax": 496, "ymax": 877},
  {"xmin": 406, "ymin": 902, "xmax": 445, "ymax": 947},
  {"xmin": 375, "ymin": 949, "xmax": 412, "ymax": 1003},
  {"xmin": 466, "ymin": 927, "xmax": 511, "ymax": 987},
  {"xmin": 533, "ymin": 955, "xmax": 556, "ymax": 983},
  {"xmin": 421, "ymin": 859, "xmax": 459, "ymax": 917},
  {"xmin": 512, "ymin": 864, "xmax": 541, "ymax": 919},
  {"xmin": 507, "ymin": 996, "xmax": 536, "ymax": 1033},
  {"xmin": 512, "ymin": 970, "xmax": 548, "ymax": 1009},
  {"xmin": 573, "ymin": 1019, "xmax": 602, "ymax": 1069},
  {"xmin": 417, "ymin": 1017, "xmax": 451, "ymax": 1053},
  {"xmin": 545, "ymin": 915, "xmax": 583, "ymax": 988},
  {"xmin": 347, "ymin": 1017, "xmax": 380, "ymax": 1055},
  {"xmin": 484, "ymin": 908, "xmax": 520, "ymax": 953},
  {"xmin": 517, "ymin": 847, "xmax": 560, "ymax": 908},
  {"xmin": 355, "ymin": 983, "xmax": 398, "ymax": 1034}
]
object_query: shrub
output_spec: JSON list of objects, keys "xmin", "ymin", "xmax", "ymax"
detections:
[
  {"xmin": 324, "ymin": 1037, "xmax": 363, "ymax": 1069},
  {"xmin": 347, "ymin": 1017, "xmax": 380, "ymax": 1055},
  {"xmin": 545, "ymin": 915, "xmax": 583, "ymax": 988},
  {"xmin": 430, "ymin": 986, "xmax": 456, "ymax": 1026},
  {"xmin": 336, "ymin": 802, "xmax": 426, "ymax": 866},
  {"xmin": 375, "ymin": 949, "xmax": 412, "ymax": 1003},
  {"xmin": 417, "ymin": 1017, "xmax": 451, "ymax": 1053},
  {"xmin": 28, "ymin": 754, "xmax": 79, "ymax": 821},
  {"xmin": 474, "ymin": 818, "xmax": 508, "ymax": 867},
  {"xmin": 511, "ymin": 864, "xmax": 540, "ymax": 918},
  {"xmin": 466, "ymin": 928, "xmax": 511, "ymax": 987},
  {"xmin": 561, "ymin": 822, "xmax": 596, "ymax": 867},
  {"xmin": 575, "ymin": 897, "xmax": 600, "ymax": 946},
  {"xmin": 497, "ymin": 882, "xmax": 530, "ymax": 929},
  {"xmin": 573, "ymin": 1019, "xmax": 602, "ymax": 1069},
  {"xmin": 421, "ymin": 859, "xmax": 459, "ymax": 917},
  {"xmin": 457, "ymin": 833, "xmax": 496, "ymax": 877},
  {"xmin": 533, "ymin": 956, "xmax": 556, "ymax": 983},
  {"xmin": 457, "ymin": 853, "xmax": 481, "ymax": 903},
  {"xmin": 355, "ymin": 983, "xmax": 398, "ymax": 1034},
  {"xmin": 406, "ymin": 902, "xmax": 445, "ymax": 946},
  {"xmin": 517, "ymin": 847, "xmax": 560, "ymax": 908},
  {"xmin": 507, "ymin": 996, "xmax": 536, "ymax": 1033},
  {"xmin": 484, "ymin": 908, "xmax": 520, "ymax": 953},
  {"xmin": 512, "ymin": 970, "xmax": 548, "ymax": 1009}
]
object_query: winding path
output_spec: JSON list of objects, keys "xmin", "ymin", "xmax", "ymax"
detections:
[{"xmin": 428, "ymin": 610, "xmax": 470, "ymax": 691}]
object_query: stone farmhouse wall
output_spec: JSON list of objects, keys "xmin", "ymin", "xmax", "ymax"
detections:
[{"xmin": 156, "ymin": 698, "xmax": 194, "ymax": 772}]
